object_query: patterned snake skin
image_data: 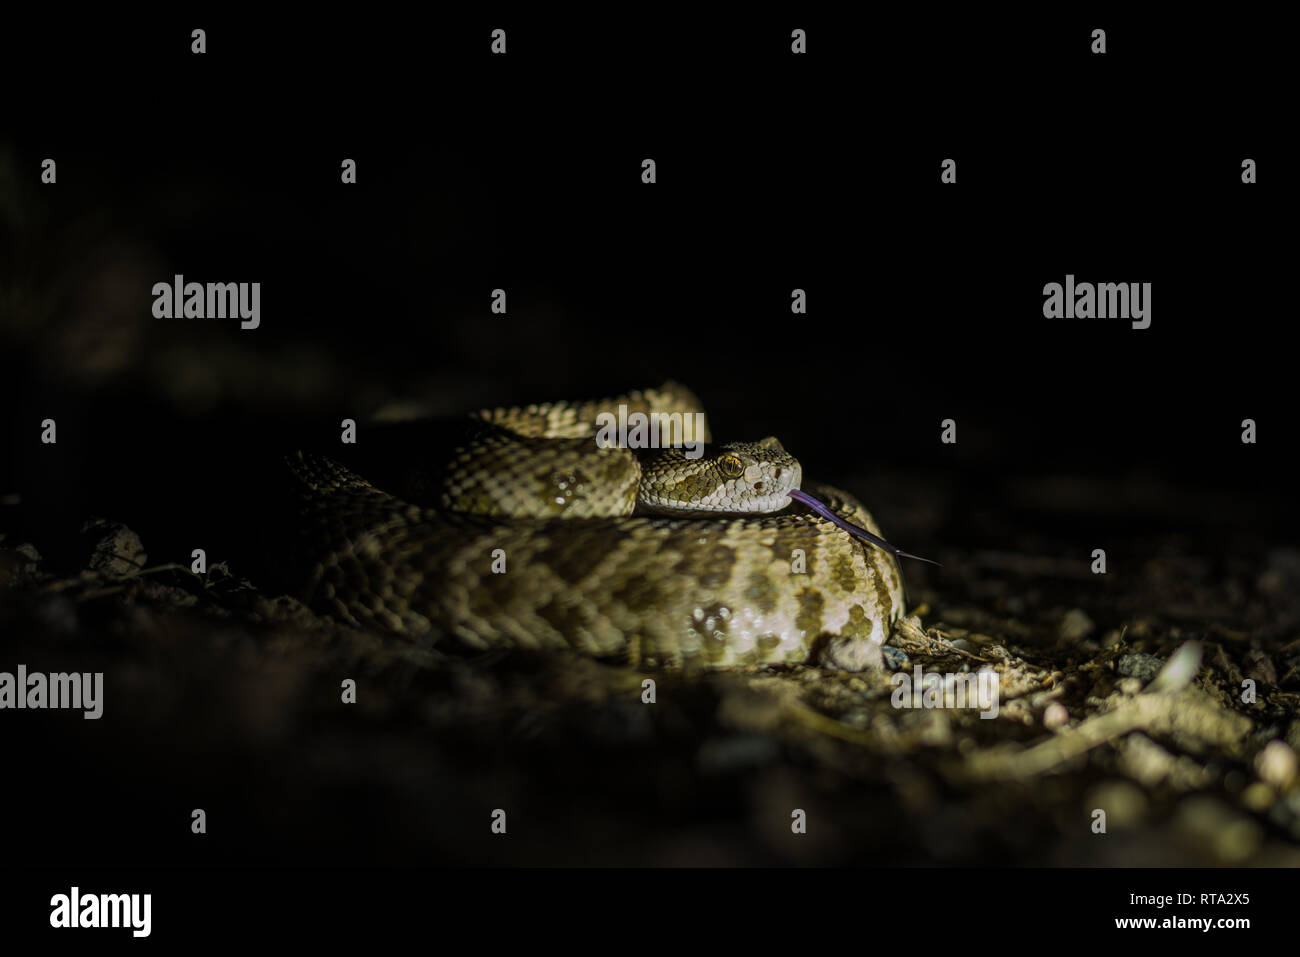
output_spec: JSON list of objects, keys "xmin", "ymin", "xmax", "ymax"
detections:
[{"xmin": 286, "ymin": 383, "xmax": 906, "ymax": 670}]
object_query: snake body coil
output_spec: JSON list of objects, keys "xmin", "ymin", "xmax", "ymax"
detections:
[{"xmin": 287, "ymin": 383, "xmax": 906, "ymax": 670}]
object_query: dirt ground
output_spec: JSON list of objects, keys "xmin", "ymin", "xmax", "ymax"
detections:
[{"xmin": 4, "ymin": 466, "xmax": 1298, "ymax": 867}]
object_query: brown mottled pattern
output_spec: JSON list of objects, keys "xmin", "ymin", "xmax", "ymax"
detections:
[
  {"xmin": 474, "ymin": 381, "xmax": 712, "ymax": 442},
  {"xmin": 288, "ymin": 384, "xmax": 906, "ymax": 670}
]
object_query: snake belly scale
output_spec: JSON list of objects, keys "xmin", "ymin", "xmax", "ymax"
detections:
[{"xmin": 286, "ymin": 383, "xmax": 906, "ymax": 670}]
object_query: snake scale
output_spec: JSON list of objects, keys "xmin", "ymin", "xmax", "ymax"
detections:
[{"xmin": 286, "ymin": 383, "xmax": 907, "ymax": 670}]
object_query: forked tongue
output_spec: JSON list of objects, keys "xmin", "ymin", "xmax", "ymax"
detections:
[{"xmin": 788, "ymin": 488, "xmax": 940, "ymax": 566}]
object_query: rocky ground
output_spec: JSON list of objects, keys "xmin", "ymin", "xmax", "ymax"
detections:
[{"xmin": 3, "ymin": 489, "xmax": 1298, "ymax": 866}]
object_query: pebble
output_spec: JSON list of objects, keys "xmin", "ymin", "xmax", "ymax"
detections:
[
  {"xmin": 1043, "ymin": 702, "xmax": 1069, "ymax": 729},
  {"xmin": 1255, "ymin": 740, "xmax": 1298, "ymax": 790},
  {"xmin": 1086, "ymin": 780, "xmax": 1148, "ymax": 828},
  {"xmin": 1120, "ymin": 734, "xmax": 1175, "ymax": 788},
  {"xmin": 1058, "ymin": 608, "xmax": 1094, "ymax": 642},
  {"xmin": 1117, "ymin": 652, "xmax": 1164, "ymax": 683},
  {"xmin": 1241, "ymin": 782, "xmax": 1276, "ymax": 813},
  {"xmin": 1148, "ymin": 641, "xmax": 1203, "ymax": 693},
  {"xmin": 83, "ymin": 520, "xmax": 147, "ymax": 579},
  {"xmin": 880, "ymin": 646, "xmax": 909, "ymax": 670}
]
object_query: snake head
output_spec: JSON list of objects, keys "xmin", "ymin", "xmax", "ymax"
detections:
[{"xmin": 637, "ymin": 439, "xmax": 802, "ymax": 515}]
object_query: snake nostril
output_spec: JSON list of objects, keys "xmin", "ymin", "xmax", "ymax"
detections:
[{"xmin": 753, "ymin": 482, "xmax": 765, "ymax": 492}]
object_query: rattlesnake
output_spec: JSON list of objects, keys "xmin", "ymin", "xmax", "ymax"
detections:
[{"xmin": 286, "ymin": 383, "xmax": 909, "ymax": 670}]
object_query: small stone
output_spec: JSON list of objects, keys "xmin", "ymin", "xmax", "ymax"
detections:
[
  {"xmin": 82, "ymin": 519, "xmax": 147, "ymax": 579},
  {"xmin": 1127, "ymin": 618, "xmax": 1154, "ymax": 639},
  {"xmin": 1043, "ymin": 702, "xmax": 1069, "ymax": 729},
  {"xmin": 1255, "ymin": 740, "xmax": 1299, "ymax": 790},
  {"xmin": 880, "ymin": 645, "xmax": 909, "ymax": 671},
  {"xmin": 1086, "ymin": 780, "xmax": 1148, "ymax": 828},
  {"xmin": 1117, "ymin": 652, "xmax": 1164, "ymax": 683},
  {"xmin": 916, "ymin": 710, "xmax": 952, "ymax": 747},
  {"xmin": 1169, "ymin": 756, "xmax": 1214, "ymax": 792},
  {"xmin": 820, "ymin": 636, "xmax": 883, "ymax": 673},
  {"xmin": 1119, "ymin": 734, "xmax": 1176, "ymax": 788},
  {"xmin": 1148, "ymin": 642, "xmax": 1203, "ymax": 693},
  {"xmin": 0, "ymin": 546, "xmax": 42, "ymax": 586},
  {"xmin": 1241, "ymin": 782, "xmax": 1276, "ymax": 813},
  {"xmin": 1058, "ymin": 608, "xmax": 1094, "ymax": 642},
  {"xmin": 841, "ymin": 708, "xmax": 872, "ymax": 729}
]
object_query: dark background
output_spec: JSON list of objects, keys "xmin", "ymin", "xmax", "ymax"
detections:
[
  {"xmin": 0, "ymin": 12, "xmax": 1295, "ymax": 872},
  {"xmin": 3, "ymin": 14, "xmax": 1292, "ymax": 562}
]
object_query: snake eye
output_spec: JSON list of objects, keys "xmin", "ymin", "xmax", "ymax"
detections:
[{"xmin": 718, "ymin": 455, "xmax": 744, "ymax": 479}]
